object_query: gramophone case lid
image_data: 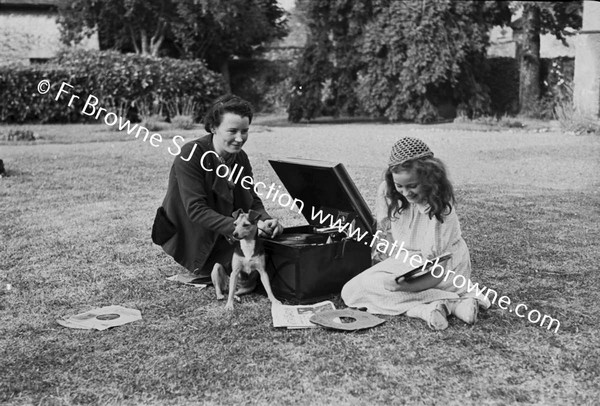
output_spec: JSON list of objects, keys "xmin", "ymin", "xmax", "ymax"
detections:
[{"xmin": 268, "ymin": 158, "xmax": 375, "ymax": 235}]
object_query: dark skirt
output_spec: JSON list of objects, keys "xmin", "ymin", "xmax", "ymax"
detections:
[{"xmin": 193, "ymin": 236, "xmax": 234, "ymax": 283}]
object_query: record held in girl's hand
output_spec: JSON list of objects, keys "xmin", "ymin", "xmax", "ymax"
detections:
[
  {"xmin": 397, "ymin": 252, "xmax": 453, "ymax": 281},
  {"xmin": 392, "ymin": 253, "xmax": 453, "ymax": 292}
]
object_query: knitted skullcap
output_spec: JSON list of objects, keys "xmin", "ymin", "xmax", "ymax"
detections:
[{"xmin": 388, "ymin": 137, "xmax": 434, "ymax": 167}]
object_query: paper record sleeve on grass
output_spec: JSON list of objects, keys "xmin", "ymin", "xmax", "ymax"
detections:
[
  {"xmin": 57, "ymin": 305, "xmax": 142, "ymax": 331},
  {"xmin": 166, "ymin": 274, "xmax": 208, "ymax": 288}
]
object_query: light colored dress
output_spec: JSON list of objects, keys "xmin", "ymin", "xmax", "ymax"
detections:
[{"xmin": 341, "ymin": 181, "xmax": 489, "ymax": 315}]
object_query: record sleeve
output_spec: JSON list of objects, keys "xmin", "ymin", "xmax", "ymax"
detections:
[{"xmin": 57, "ymin": 305, "xmax": 142, "ymax": 331}]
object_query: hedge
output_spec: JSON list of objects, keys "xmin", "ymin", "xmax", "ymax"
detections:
[{"xmin": 0, "ymin": 49, "xmax": 225, "ymax": 123}]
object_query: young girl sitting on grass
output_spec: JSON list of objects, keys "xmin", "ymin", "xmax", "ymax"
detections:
[{"xmin": 341, "ymin": 137, "xmax": 490, "ymax": 330}]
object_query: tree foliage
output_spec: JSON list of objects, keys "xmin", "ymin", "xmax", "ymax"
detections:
[
  {"xmin": 290, "ymin": 0, "xmax": 511, "ymax": 122},
  {"xmin": 360, "ymin": 0, "xmax": 511, "ymax": 122},
  {"xmin": 514, "ymin": 1, "xmax": 582, "ymax": 42},
  {"xmin": 57, "ymin": 0, "xmax": 176, "ymax": 57},
  {"xmin": 288, "ymin": 0, "xmax": 370, "ymax": 122},
  {"xmin": 171, "ymin": 0, "xmax": 287, "ymax": 89},
  {"xmin": 57, "ymin": 0, "xmax": 287, "ymax": 87}
]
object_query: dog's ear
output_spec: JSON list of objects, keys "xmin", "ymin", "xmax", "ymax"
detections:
[
  {"xmin": 247, "ymin": 210, "xmax": 261, "ymax": 224},
  {"xmin": 232, "ymin": 209, "xmax": 243, "ymax": 219}
]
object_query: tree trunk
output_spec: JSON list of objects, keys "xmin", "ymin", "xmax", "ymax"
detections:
[
  {"xmin": 150, "ymin": 34, "xmax": 164, "ymax": 57},
  {"xmin": 130, "ymin": 28, "xmax": 140, "ymax": 54},
  {"xmin": 574, "ymin": 0, "xmax": 600, "ymax": 118},
  {"xmin": 519, "ymin": 4, "xmax": 541, "ymax": 116},
  {"xmin": 140, "ymin": 30, "xmax": 149, "ymax": 55},
  {"xmin": 150, "ymin": 22, "xmax": 165, "ymax": 57},
  {"xmin": 220, "ymin": 59, "xmax": 231, "ymax": 93}
]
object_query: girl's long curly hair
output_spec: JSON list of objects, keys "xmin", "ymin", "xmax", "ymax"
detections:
[{"xmin": 384, "ymin": 157, "xmax": 455, "ymax": 222}]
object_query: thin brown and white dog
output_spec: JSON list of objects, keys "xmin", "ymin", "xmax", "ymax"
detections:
[{"xmin": 211, "ymin": 209, "xmax": 281, "ymax": 311}]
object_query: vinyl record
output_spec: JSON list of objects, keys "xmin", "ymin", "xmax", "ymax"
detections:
[{"xmin": 310, "ymin": 309, "xmax": 385, "ymax": 331}]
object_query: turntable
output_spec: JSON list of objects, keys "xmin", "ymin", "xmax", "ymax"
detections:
[{"xmin": 263, "ymin": 158, "xmax": 374, "ymax": 304}]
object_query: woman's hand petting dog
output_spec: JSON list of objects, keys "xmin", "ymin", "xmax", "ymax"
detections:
[{"xmin": 258, "ymin": 219, "xmax": 284, "ymax": 238}]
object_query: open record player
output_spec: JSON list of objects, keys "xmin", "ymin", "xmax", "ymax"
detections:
[
  {"xmin": 270, "ymin": 227, "xmax": 348, "ymax": 246},
  {"xmin": 263, "ymin": 158, "xmax": 375, "ymax": 304},
  {"xmin": 271, "ymin": 232, "xmax": 329, "ymax": 246}
]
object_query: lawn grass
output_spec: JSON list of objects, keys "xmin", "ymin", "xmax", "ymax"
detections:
[{"xmin": 1, "ymin": 120, "xmax": 600, "ymax": 405}]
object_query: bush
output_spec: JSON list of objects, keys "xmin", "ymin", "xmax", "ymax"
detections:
[
  {"xmin": 1, "ymin": 129, "xmax": 38, "ymax": 141},
  {"xmin": 171, "ymin": 115, "xmax": 195, "ymax": 130},
  {"xmin": 140, "ymin": 115, "xmax": 170, "ymax": 132},
  {"xmin": 0, "ymin": 49, "xmax": 225, "ymax": 123},
  {"xmin": 540, "ymin": 57, "xmax": 575, "ymax": 119},
  {"xmin": 166, "ymin": 96, "xmax": 197, "ymax": 129},
  {"xmin": 554, "ymin": 84, "xmax": 600, "ymax": 135},
  {"xmin": 0, "ymin": 64, "xmax": 79, "ymax": 123}
]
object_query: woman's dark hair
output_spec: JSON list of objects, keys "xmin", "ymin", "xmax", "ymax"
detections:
[
  {"xmin": 204, "ymin": 94, "xmax": 253, "ymax": 134},
  {"xmin": 384, "ymin": 157, "xmax": 455, "ymax": 222}
]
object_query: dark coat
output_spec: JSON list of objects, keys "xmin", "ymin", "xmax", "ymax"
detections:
[{"xmin": 154, "ymin": 134, "xmax": 271, "ymax": 273}]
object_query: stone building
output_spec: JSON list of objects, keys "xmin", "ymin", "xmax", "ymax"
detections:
[
  {"xmin": 574, "ymin": 0, "xmax": 600, "ymax": 118},
  {"xmin": 488, "ymin": 22, "xmax": 576, "ymax": 59},
  {"xmin": 0, "ymin": 0, "xmax": 98, "ymax": 65}
]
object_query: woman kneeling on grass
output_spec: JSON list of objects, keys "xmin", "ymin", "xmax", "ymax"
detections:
[
  {"xmin": 341, "ymin": 137, "xmax": 490, "ymax": 330},
  {"xmin": 152, "ymin": 94, "xmax": 283, "ymax": 282}
]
